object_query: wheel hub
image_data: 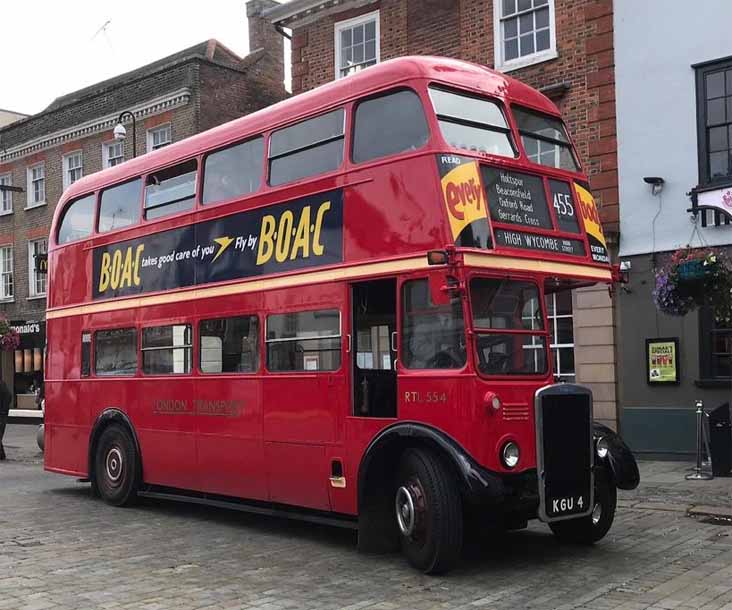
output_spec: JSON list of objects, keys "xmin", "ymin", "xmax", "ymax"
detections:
[
  {"xmin": 396, "ymin": 486, "xmax": 416, "ymax": 536},
  {"xmin": 106, "ymin": 447, "xmax": 123, "ymax": 484}
]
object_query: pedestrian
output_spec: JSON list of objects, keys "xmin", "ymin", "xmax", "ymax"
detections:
[{"xmin": 0, "ymin": 378, "xmax": 11, "ymax": 461}]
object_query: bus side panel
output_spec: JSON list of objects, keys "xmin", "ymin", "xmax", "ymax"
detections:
[
  {"xmin": 344, "ymin": 156, "xmax": 448, "ymax": 260},
  {"xmin": 48, "ymin": 243, "xmax": 91, "ymax": 309}
]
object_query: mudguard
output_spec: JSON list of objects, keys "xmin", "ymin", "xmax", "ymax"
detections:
[
  {"xmin": 87, "ymin": 408, "xmax": 142, "ymax": 477},
  {"xmin": 358, "ymin": 422, "xmax": 505, "ymax": 506},
  {"xmin": 593, "ymin": 422, "xmax": 640, "ymax": 490}
]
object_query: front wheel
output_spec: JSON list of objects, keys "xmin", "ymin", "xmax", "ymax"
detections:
[
  {"xmin": 395, "ymin": 448, "xmax": 463, "ymax": 574},
  {"xmin": 549, "ymin": 470, "xmax": 616, "ymax": 544},
  {"xmin": 93, "ymin": 424, "xmax": 140, "ymax": 507}
]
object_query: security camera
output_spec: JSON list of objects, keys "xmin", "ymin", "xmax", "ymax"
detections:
[
  {"xmin": 619, "ymin": 260, "xmax": 631, "ymax": 272},
  {"xmin": 643, "ymin": 176, "xmax": 664, "ymax": 195},
  {"xmin": 113, "ymin": 123, "xmax": 127, "ymax": 141}
]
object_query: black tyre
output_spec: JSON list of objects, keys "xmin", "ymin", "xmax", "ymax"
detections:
[
  {"xmin": 395, "ymin": 448, "xmax": 462, "ymax": 574},
  {"xmin": 93, "ymin": 424, "xmax": 140, "ymax": 507},
  {"xmin": 549, "ymin": 470, "xmax": 616, "ymax": 544}
]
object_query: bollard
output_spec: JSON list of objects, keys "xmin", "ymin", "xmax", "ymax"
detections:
[{"xmin": 686, "ymin": 400, "xmax": 713, "ymax": 480}]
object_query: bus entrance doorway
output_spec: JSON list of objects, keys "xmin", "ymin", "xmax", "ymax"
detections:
[{"xmin": 352, "ymin": 279, "xmax": 397, "ymax": 418}]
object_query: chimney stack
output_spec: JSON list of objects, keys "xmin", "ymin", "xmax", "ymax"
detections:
[{"xmin": 246, "ymin": 0, "xmax": 285, "ymax": 92}]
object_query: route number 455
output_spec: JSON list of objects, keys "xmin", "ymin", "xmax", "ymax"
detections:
[{"xmin": 553, "ymin": 192, "xmax": 575, "ymax": 217}]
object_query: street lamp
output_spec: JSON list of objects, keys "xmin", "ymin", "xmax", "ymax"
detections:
[{"xmin": 114, "ymin": 111, "xmax": 137, "ymax": 158}]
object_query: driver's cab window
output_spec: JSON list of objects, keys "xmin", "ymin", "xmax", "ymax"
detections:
[
  {"xmin": 402, "ymin": 279, "xmax": 466, "ymax": 369},
  {"xmin": 470, "ymin": 278, "xmax": 547, "ymax": 376}
]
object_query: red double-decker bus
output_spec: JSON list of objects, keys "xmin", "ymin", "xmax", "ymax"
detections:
[{"xmin": 45, "ymin": 56, "xmax": 638, "ymax": 574}]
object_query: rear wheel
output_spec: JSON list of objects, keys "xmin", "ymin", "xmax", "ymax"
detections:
[
  {"xmin": 549, "ymin": 470, "xmax": 616, "ymax": 544},
  {"xmin": 395, "ymin": 448, "xmax": 462, "ymax": 574},
  {"xmin": 94, "ymin": 424, "xmax": 140, "ymax": 507}
]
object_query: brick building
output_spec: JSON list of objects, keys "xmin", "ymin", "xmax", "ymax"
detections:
[
  {"xmin": 265, "ymin": 0, "xmax": 621, "ymax": 429},
  {"xmin": 0, "ymin": 0, "xmax": 285, "ymax": 412}
]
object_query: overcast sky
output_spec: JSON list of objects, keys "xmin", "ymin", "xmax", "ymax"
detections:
[{"xmin": 1, "ymin": 0, "xmax": 289, "ymax": 116}]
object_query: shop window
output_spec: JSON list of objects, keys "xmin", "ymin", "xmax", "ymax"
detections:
[
  {"xmin": 266, "ymin": 309, "xmax": 341, "ymax": 372},
  {"xmin": 699, "ymin": 307, "xmax": 732, "ymax": 381},
  {"xmin": 200, "ymin": 316, "xmax": 259, "ymax": 373},
  {"xmin": 95, "ymin": 328, "xmax": 137, "ymax": 376},
  {"xmin": 142, "ymin": 324, "xmax": 192, "ymax": 375}
]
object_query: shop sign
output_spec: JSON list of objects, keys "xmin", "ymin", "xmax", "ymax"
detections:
[
  {"xmin": 10, "ymin": 321, "xmax": 42, "ymax": 335},
  {"xmin": 646, "ymin": 337, "xmax": 680, "ymax": 384}
]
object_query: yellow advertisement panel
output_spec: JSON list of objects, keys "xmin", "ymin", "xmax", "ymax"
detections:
[
  {"xmin": 438, "ymin": 156, "xmax": 491, "ymax": 248},
  {"xmin": 574, "ymin": 183, "xmax": 609, "ymax": 264}
]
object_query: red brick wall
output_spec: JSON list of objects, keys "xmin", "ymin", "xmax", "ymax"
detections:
[{"xmin": 289, "ymin": 0, "xmax": 618, "ymax": 234}]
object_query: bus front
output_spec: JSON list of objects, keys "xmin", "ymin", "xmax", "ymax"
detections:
[{"xmin": 382, "ymin": 72, "xmax": 640, "ymax": 572}]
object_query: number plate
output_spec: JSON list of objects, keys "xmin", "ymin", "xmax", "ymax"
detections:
[{"xmin": 546, "ymin": 494, "xmax": 589, "ymax": 519}]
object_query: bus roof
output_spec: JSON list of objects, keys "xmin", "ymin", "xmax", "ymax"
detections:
[{"xmin": 58, "ymin": 56, "xmax": 560, "ymax": 204}]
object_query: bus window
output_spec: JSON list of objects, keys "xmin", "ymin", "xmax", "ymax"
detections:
[
  {"xmin": 57, "ymin": 194, "xmax": 95, "ymax": 245},
  {"xmin": 428, "ymin": 86, "xmax": 515, "ymax": 158},
  {"xmin": 266, "ymin": 309, "xmax": 341, "ymax": 372},
  {"xmin": 513, "ymin": 106, "xmax": 579, "ymax": 171},
  {"xmin": 352, "ymin": 89, "xmax": 430, "ymax": 163},
  {"xmin": 81, "ymin": 332, "xmax": 91, "ymax": 378},
  {"xmin": 202, "ymin": 137, "xmax": 264, "ymax": 205},
  {"xmin": 469, "ymin": 278, "xmax": 548, "ymax": 376},
  {"xmin": 269, "ymin": 109, "xmax": 344, "ymax": 186},
  {"xmin": 95, "ymin": 328, "xmax": 137, "ymax": 376},
  {"xmin": 142, "ymin": 324, "xmax": 192, "ymax": 375},
  {"xmin": 200, "ymin": 316, "xmax": 259, "ymax": 373},
  {"xmin": 144, "ymin": 160, "xmax": 197, "ymax": 220},
  {"xmin": 98, "ymin": 178, "xmax": 142, "ymax": 233},
  {"xmin": 402, "ymin": 279, "xmax": 466, "ymax": 370}
]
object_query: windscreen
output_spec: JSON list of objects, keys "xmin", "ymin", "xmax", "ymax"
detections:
[
  {"xmin": 514, "ymin": 106, "xmax": 579, "ymax": 171},
  {"xmin": 470, "ymin": 277, "xmax": 548, "ymax": 376}
]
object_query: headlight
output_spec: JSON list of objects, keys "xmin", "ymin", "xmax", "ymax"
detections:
[
  {"xmin": 596, "ymin": 437, "xmax": 609, "ymax": 459},
  {"xmin": 501, "ymin": 441, "xmax": 520, "ymax": 469}
]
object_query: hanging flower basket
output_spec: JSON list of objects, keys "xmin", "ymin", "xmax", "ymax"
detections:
[
  {"xmin": 653, "ymin": 248, "xmax": 732, "ymax": 323},
  {"xmin": 0, "ymin": 316, "xmax": 19, "ymax": 352}
]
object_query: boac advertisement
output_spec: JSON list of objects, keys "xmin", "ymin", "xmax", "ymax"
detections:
[{"xmin": 93, "ymin": 190, "xmax": 343, "ymax": 300}]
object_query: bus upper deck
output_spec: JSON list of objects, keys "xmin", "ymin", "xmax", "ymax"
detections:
[{"xmin": 48, "ymin": 56, "xmax": 612, "ymax": 316}]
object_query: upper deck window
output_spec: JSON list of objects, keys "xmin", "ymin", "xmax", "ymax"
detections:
[
  {"xmin": 428, "ymin": 87, "xmax": 515, "ymax": 158},
  {"xmin": 203, "ymin": 137, "xmax": 264, "ymax": 205},
  {"xmin": 57, "ymin": 194, "xmax": 95, "ymax": 245},
  {"xmin": 514, "ymin": 106, "xmax": 579, "ymax": 171},
  {"xmin": 98, "ymin": 178, "xmax": 142, "ymax": 233},
  {"xmin": 269, "ymin": 109, "xmax": 345, "ymax": 186},
  {"xmin": 144, "ymin": 159, "xmax": 197, "ymax": 221},
  {"xmin": 352, "ymin": 89, "xmax": 430, "ymax": 163}
]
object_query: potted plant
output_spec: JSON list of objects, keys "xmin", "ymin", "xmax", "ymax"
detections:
[
  {"xmin": 0, "ymin": 317, "xmax": 19, "ymax": 352},
  {"xmin": 653, "ymin": 248, "xmax": 732, "ymax": 323}
]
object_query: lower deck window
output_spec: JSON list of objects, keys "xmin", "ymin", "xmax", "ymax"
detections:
[
  {"xmin": 266, "ymin": 309, "xmax": 341, "ymax": 372},
  {"xmin": 95, "ymin": 328, "xmax": 137, "ymax": 376},
  {"xmin": 200, "ymin": 316, "xmax": 259, "ymax": 373},
  {"xmin": 142, "ymin": 324, "xmax": 192, "ymax": 375}
]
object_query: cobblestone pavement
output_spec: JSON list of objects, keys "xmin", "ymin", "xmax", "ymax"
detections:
[{"xmin": 3, "ymin": 426, "xmax": 732, "ymax": 610}]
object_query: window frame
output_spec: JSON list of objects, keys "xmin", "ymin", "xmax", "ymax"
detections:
[
  {"xmin": 513, "ymin": 104, "xmax": 580, "ymax": 172},
  {"xmin": 62, "ymin": 150, "xmax": 84, "ymax": 190},
  {"xmin": 198, "ymin": 314, "xmax": 261, "ymax": 375},
  {"xmin": 0, "ymin": 174, "xmax": 12, "ymax": 215},
  {"xmin": 265, "ymin": 308, "xmax": 343, "ymax": 373},
  {"xmin": 201, "ymin": 135, "xmax": 265, "ymax": 206},
  {"xmin": 143, "ymin": 158, "xmax": 198, "ymax": 221},
  {"xmin": 334, "ymin": 10, "xmax": 380, "ymax": 80},
  {"xmin": 97, "ymin": 178, "xmax": 143, "ymax": 234},
  {"xmin": 103, "ymin": 140, "xmax": 125, "ymax": 168},
  {"xmin": 695, "ymin": 56, "xmax": 732, "ymax": 188},
  {"xmin": 56, "ymin": 193, "xmax": 97, "ymax": 246},
  {"xmin": 93, "ymin": 327, "xmax": 138, "ymax": 377},
  {"xmin": 699, "ymin": 306, "xmax": 732, "ymax": 383},
  {"xmin": 140, "ymin": 323, "xmax": 194, "ymax": 376},
  {"xmin": 493, "ymin": 0, "xmax": 557, "ymax": 73},
  {"xmin": 26, "ymin": 163, "xmax": 46, "ymax": 208},
  {"xmin": 147, "ymin": 124, "xmax": 172, "ymax": 153},
  {"xmin": 28, "ymin": 238, "xmax": 47, "ymax": 298},
  {"xmin": 0, "ymin": 245, "xmax": 13, "ymax": 301}
]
